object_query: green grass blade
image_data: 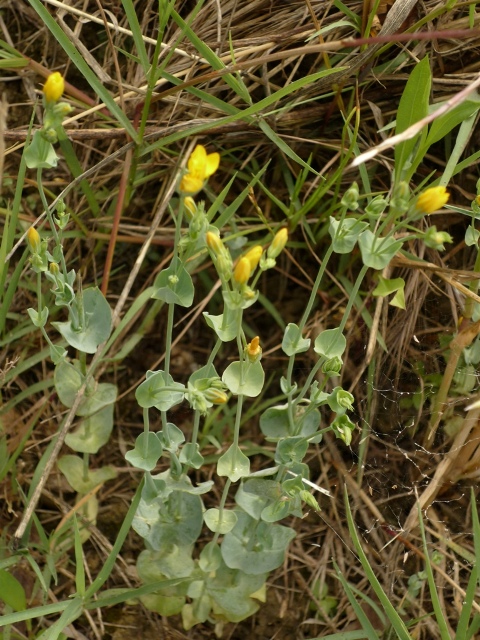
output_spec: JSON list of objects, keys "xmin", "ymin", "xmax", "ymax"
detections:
[
  {"xmin": 258, "ymin": 118, "xmax": 318, "ymax": 174},
  {"xmin": 440, "ymin": 112, "xmax": 479, "ymax": 187},
  {"xmin": 344, "ymin": 486, "xmax": 413, "ymax": 640},
  {"xmin": 394, "ymin": 56, "xmax": 431, "ymax": 181},
  {"xmin": 455, "ymin": 562, "xmax": 478, "ymax": 640},
  {"xmin": 73, "ymin": 516, "xmax": 85, "ymax": 597},
  {"xmin": 466, "ymin": 615, "xmax": 480, "ymax": 640},
  {"xmin": 85, "ymin": 578, "xmax": 185, "ymax": 608},
  {"xmin": 143, "ymin": 67, "xmax": 343, "ymax": 156},
  {"xmin": 472, "ymin": 487, "xmax": 480, "ymax": 590},
  {"xmin": 120, "ymin": 0, "xmax": 150, "ymax": 74},
  {"xmin": 84, "ymin": 477, "xmax": 144, "ymax": 597},
  {"xmin": 214, "ymin": 165, "xmax": 269, "ymax": 229},
  {"xmin": 57, "ymin": 132, "xmax": 100, "ymax": 216},
  {"xmin": 417, "ymin": 502, "xmax": 451, "ymax": 640},
  {"xmin": 312, "ymin": 633, "xmax": 373, "ymax": 640},
  {"xmin": 0, "ymin": 602, "xmax": 68, "ymax": 626},
  {"xmin": 170, "ymin": 8, "xmax": 251, "ymax": 103},
  {"xmin": 206, "ymin": 174, "xmax": 237, "ymax": 223},
  {"xmin": 27, "ymin": 0, "xmax": 138, "ymax": 141},
  {"xmin": 333, "ymin": 560, "xmax": 380, "ymax": 639},
  {"xmin": 160, "ymin": 70, "xmax": 240, "ymax": 116},
  {"xmin": 41, "ymin": 597, "xmax": 83, "ymax": 640}
]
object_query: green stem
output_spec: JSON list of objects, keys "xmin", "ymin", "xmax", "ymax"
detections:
[
  {"xmin": 206, "ymin": 338, "xmax": 222, "ymax": 369},
  {"xmin": 293, "ymin": 263, "xmax": 368, "ymax": 410},
  {"xmin": 163, "ymin": 302, "xmax": 175, "ymax": 380},
  {"xmin": 36, "ymin": 167, "xmax": 67, "ymax": 277},
  {"xmin": 82, "ymin": 453, "xmax": 89, "ymax": 483},
  {"xmin": 464, "ymin": 243, "xmax": 480, "ymax": 320},
  {"xmin": 143, "ymin": 408, "xmax": 150, "ymax": 459},
  {"xmin": 233, "ymin": 394, "xmax": 244, "ymax": 450},
  {"xmin": 212, "ymin": 478, "xmax": 232, "ymax": 545},
  {"xmin": 298, "ymin": 243, "xmax": 335, "ymax": 334},
  {"xmin": 190, "ymin": 410, "xmax": 201, "ymax": 448}
]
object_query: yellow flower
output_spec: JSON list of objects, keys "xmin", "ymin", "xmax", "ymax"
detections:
[
  {"xmin": 267, "ymin": 228, "xmax": 288, "ymax": 259},
  {"xmin": 246, "ymin": 336, "xmax": 262, "ymax": 362},
  {"xmin": 416, "ymin": 186, "xmax": 450, "ymax": 214},
  {"xmin": 179, "ymin": 144, "xmax": 220, "ymax": 194},
  {"xmin": 242, "ymin": 245, "xmax": 263, "ymax": 274},
  {"xmin": 26, "ymin": 227, "xmax": 41, "ymax": 253},
  {"xmin": 233, "ymin": 257, "xmax": 251, "ymax": 284},
  {"xmin": 43, "ymin": 72, "xmax": 65, "ymax": 103}
]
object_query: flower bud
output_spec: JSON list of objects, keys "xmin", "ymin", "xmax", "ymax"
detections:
[
  {"xmin": 233, "ymin": 257, "xmax": 251, "ymax": 284},
  {"xmin": 49, "ymin": 262, "xmax": 60, "ymax": 275},
  {"xmin": 42, "ymin": 127, "xmax": 58, "ymax": 144},
  {"xmin": 52, "ymin": 102, "xmax": 73, "ymax": 118},
  {"xmin": 246, "ymin": 336, "xmax": 262, "ymax": 362},
  {"xmin": 341, "ymin": 182, "xmax": 360, "ymax": 210},
  {"xmin": 328, "ymin": 386, "xmax": 354, "ymax": 414},
  {"xmin": 204, "ymin": 388, "xmax": 228, "ymax": 404},
  {"xmin": 27, "ymin": 227, "xmax": 41, "ymax": 253},
  {"xmin": 365, "ymin": 196, "xmax": 388, "ymax": 217},
  {"xmin": 331, "ymin": 414, "xmax": 355, "ymax": 446},
  {"xmin": 423, "ymin": 226, "xmax": 453, "ymax": 251},
  {"xmin": 322, "ymin": 356, "xmax": 342, "ymax": 377},
  {"xmin": 43, "ymin": 72, "xmax": 65, "ymax": 103},
  {"xmin": 416, "ymin": 186, "xmax": 450, "ymax": 214},
  {"xmin": 267, "ymin": 228, "xmax": 288, "ymax": 260},
  {"xmin": 184, "ymin": 196, "xmax": 197, "ymax": 219},
  {"xmin": 206, "ymin": 231, "xmax": 224, "ymax": 256}
]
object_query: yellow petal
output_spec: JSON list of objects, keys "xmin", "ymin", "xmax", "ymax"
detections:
[
  {"xmin": 204, "ymin": 152, "xmax": 220, "ymax": 178},
  {"xmin": 233, "ymin": 257, "xmax": 251, "ymax": 284},
  {"xmin": 187, "ymin": 145, "xmax": 207, "ymax": 179},
  {"xmin": 179, "ymin": 174, "xmax": 204, "ymax": 194},
  {"xmin": 242, "ymin": 245, "xmax": 263, "ymax": 273}
]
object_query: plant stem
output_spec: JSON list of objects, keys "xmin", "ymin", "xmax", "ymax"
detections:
[{"xmin": 36, "ymin": 167, "xmax": 67, "ymax": 276}]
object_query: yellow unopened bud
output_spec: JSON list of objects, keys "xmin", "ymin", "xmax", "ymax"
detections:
[
  {"xmin": 242, "ymin": 245, "xmax": 263, "ymax": 273},
  {"xmin": 184, "ymin": 196, "xmax": 197, "ymax": 219},
  {"xmin": 49, "ymin": 262, "xmax": 60, "ymax": 275},
  {"xmin": 43, "ymin": 72, "xmax": 65, "ymax": 103},
  {"xmin": 27, "ymin": 227, "xmax": 41, "ymax": 253},
  {"xmin": 246, "ymin": 336, "xmax": 262, "ymax": 362},
  {"xmin": 416, "ymin": 186, "xmax": 450, "ymax": 214},
  {"xmin": 267, "ymin": 228, "xmax": 288, "ymax": 259},
  {"xmin": 233, "ymin": 257, "xmax": 251, "ymax": 284},
  {"xmin": 204, "ymin": 388, "xmax": 228, "ymax": 405},
  {"xmin": 206, "ymin": 231, "xmax": 224, "ymax": 255}
]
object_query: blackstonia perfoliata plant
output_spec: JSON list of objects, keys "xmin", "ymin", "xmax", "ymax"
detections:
[
  {"xmin": 123, "ymin": 143, "xmax": 396, "ymax": 632},
  {"xmin": 19, "ymin": 55, "xmax": 465, "ymax": 637}
]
